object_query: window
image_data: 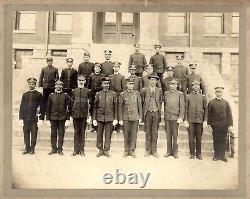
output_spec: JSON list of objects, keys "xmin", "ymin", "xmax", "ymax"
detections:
[
  {"xmin": 232, "ymin": 13, "xmax": 239, "ymax": 34},
  {"xmin": 53, "ymin": 12, "xmax": 72, "ymax": 32},
  {"xmin": 204, "ymin": 13, "xmax": 224, "ymax": 34},
  {"xmin": 14, "ymin": 49, "xmax": 33, "ymax": 69},
  {"xmin": 51, "ymin": 49, "xmax": 67, "ymax": 57},
  {"xmin": 167, "ymin": 13, "xmax": 187, "ymax": 34},
  {"xmin": 15, "ymin": 11, "xmax": 36, "ymax": 30}
]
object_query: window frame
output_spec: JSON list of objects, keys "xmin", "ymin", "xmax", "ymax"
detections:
[
  {"xmin": 13, "ymin": 11, "xmax": 37, "ymax": 33},
  {"xmin": 203, "ymin": 13, "xmax": 226, "ymax": 37},
  {"xmin": 50, "ymin": 11, "xmax": 73, "ymax": 34},
  {"xmin": 231, "ymin": 12, "xmax": 239, "ymax": 37}
]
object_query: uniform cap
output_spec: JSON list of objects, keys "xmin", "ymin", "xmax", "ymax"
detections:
[
  {"xmin": 176, "ymin": 55, "xmax": 185, "ymax": 60},
  {"xmin": 189, "ymin": 63, "xmax": 197, "ymax": 69},
  {"xmin": 94, "ymin": 63, "xmax": 102, "ymax": 68},
  {"xmin": 192, "ymin": 80, "xmax": 200, "ymax": 85},
  {"xmin": 84, "ymin": 52, "xmax": 90, "ymax": 56},
  {"xmin": 101, "ymin": 76, "xmax": 111, "ymax": 82},
  {"xmin": 215, "ymin": 86, "xmax": 224, "ymax": 90},
  {"xmin": 145, "ymin": 64, "xmax": 153, "ymax": 69},
  {"xmin": 133, "ymin": 43, "xmax": 140, "ymax": 47},
  {"xmin": 66, "ymin": 57, "xmax": 73, "ymax": 62},
  {"xmin": 77, "ymin": 74, "xmax": 86, "ymax": 81},
  {"xmin": 169, "ymin": 79, "xmax": 178, "ymax": 85},
  {"xmin": 104, "ymin": 50, "xmax": 112, "ymax": 54},
  {"xmin": 27, "ymin": 77, "xmax": 37, "ymax": 83},
  {"xmin": 55, "ymin": 80, "xmax": 64, "ymax": 85},
  {"xmin": 166, "ymin": 66, "xmax": 174, "ymax": 71},
  {"xmin": 46, "ymin": 57, "xmax": 53, "ymax": 61},
  {"xmin": 148, "ymin": 73, "xmax": 159, "ymax": 80},
  {"xmin": 129, "ymin": 65, "xmax": 137, "ymax": 70},
  {"xmin": 154, "ymin": 44, "xmax": 161, "ymax": 49},
  {"xmin": 113, "ymin": 62, "xmax": 121, "ymax": 67},
  {"xmin": 125, "ymin": 77, "xmax": 135, "ymax": 84}
]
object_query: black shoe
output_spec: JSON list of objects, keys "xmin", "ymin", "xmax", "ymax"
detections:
[
  {"xmin": 96, "ymin": 150, "xmax": 103, "ymax": 157},
  {"xmin": 104, "ymin": 151, "xmax": 111, "ymax": 158},
  {"xmin": 22, "ymin": 149, "xmax": 30, "ymax": 154},
  {"xmin": 190, "ymin": 155, "xmax": 195, "ymax": 159},
  {"xmin": 164, "ymin": 153, "xmax": 172, "ymax": 157},
  {"xmin": 173, "ymin": 154, "xmax": 179, "ymax": 159},
  {"xmin": 145, "ymin": 151, "xmax": 151, "ymax": 157},
  {"xmin": 79, "ymin": 151, "xmax": 85, "ymax": 156},
  {"xmin": 221, "ymin": 157, "xmax": 228, "ymax": 162},
  {"xmin": 130, "ymin": 152, "xmax": 137, "ymax": 158},
  {"xmin": 152, "ymin": 152, "xmax": 160, "ymax": 158},
  {"xmin": 230, "ymin": 154, "xmax": 235, "ymax": 158},
  {"xmin": 213, "ymin": 157, "xmax": 218, "ymax": 161},
  {"xmin": 72, "ymin": 152, "xmax": 78, "ymax": 156},
  {"xmin": 123, "ymin": 151, "xmax": 129, "ymax": 158},
  {"xmin": 30, "ymin": 149, "xmax": 35, "ymax": 155},
  {"xmin": 58, "ymin": 151, "xmax": 64, "ymax": 156},
  {"xmin": 48, "ymin": 150, "xmax": 57, "ymax": 155},
  {"xmin": 196, "ymin": 155, "xmax": 202, "ymax": 160}
]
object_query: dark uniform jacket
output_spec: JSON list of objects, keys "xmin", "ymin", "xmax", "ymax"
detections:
[
  {"xmin": 173, "ymin": 65, "xmax": 189, "ymax": 88},
  {"xmin": 110, "ymin": 73, "xmax": 126, "ymax": 93},
  {"xmin": 141, "ymin": 75, "xmax": 161, "ymax": 88},
  {"xmin": 47, "ymin": 92, "xmax": 71, "ymax": 121},
  {"xmin": 187, "ymin": 74, "xmax": 206, "ymax": 95},
  {"xmin": 128, "ymin": 52, "xmax": 147, "ymax": 74},
  {"xmin": 88, "ymin": 73, "xmax": 104, "ymax": 92},
  {"xmin": 129, "ymin": 75, "xmax": 142, "ymax": 91},
  {"xmin": 39, "ymin": 66, "xmax": 59, "ymax": 89},
  {"xmin": 93, "ymin": 90, "xmax": 118, "ymax": 122},
  {"xmin": 101, "ymin": 61, "xmax": 114, "ymax": 76},
  {"xmin": 19, "ymin": 90, "xmax": 45, "ymax": 121},
  {"xmin": 78, "ymin": 62, "xmax": 94, "ymax": 77},
  {"xmin": 162, "ymin": 76, "xmax": 181, "ymax": 93},
  {"xmin": 208, "ymin": 98, "xmax": 233, "ymax": 127},
  {"xmin": 149, "ymin": 53, "xmax": 167, "ymax": 74},
  {"xmin": 71, "ymin": 87, "xmax": 90, "ymax": 119},
  {"xmin": 185, "ymin": 92, "xmax": 208, "ymax": 123},
  {"xmin": 118, "ymin": 90, "xmax": 142, "ymax": 121},
  {"xmin": 163, "ymin": 90, "xmax": 185, "ymax": 121},
  {"xmin": 140, "ymin": 87, "xmax": 162, "ymax": 121},
  {"xmin": 60, "ymin": 67, "xmax": 78, "ymax": 89}
]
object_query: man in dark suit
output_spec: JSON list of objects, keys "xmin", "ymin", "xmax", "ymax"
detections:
[
  {"xmin": 149, "ymin": 44, "xmax": 167, "ymax": 81},
  {"xmin": 71, "ymin": 75, "xmax": 91, "ymax": 156},
  {"xmin": 162, "ymin": 66, "xmax": 181, "ymax": 93},
  {"xmin": 19, "ymin": 77, "xmax": 45, "ymax": 154},
  {"xmin": 128, "ymin": 43, "xmax": 147, "ymax": 77},
  {"xmin": 141, "ymin": 64, "xmax": 161, "ymax": 88},
  {"xmin": 163, "ymin": 79, "xmax": 185, "ymax": 159},
  {"xmin": 184, "ymin": 80, "xmax": 208, "ymax": 160},
  {"xmin": 93, "ymin": 77, "xmax": 118, "ymax": 158},
  {"xmin": 208, "ymin": 86, "xmax": 233, "ymax": 162},
  {"xmin": 187, "ymin": 63, "xmax": 206, "ymax": 95},
  {"xmin": 141, "ymin": 73, "xmax": 163, "ymax": 158},
  {"xmin": 101, "ymin": 50, "xmax": 114, "ymax": 76},
  {"xmin": 60, "ymin": 57, "xmax": 78, "ymax": 97},
  {"xmin": 128, "ymin": 65, "xmax": 142, "ymax": 91},
  {"xmin": 118, "ymin": 77, "xmax": 142, "ymax": 158},
  {"xmin": 38, "ymin": 57, "xmax": 59, "ymax": 109},
  {"xmin": 78, "ymin": 52, "xmax": 94, "ymax": 87},
  {"xmin": 46, "ymin": 80, "xmax": 71, "ymax": 156}
]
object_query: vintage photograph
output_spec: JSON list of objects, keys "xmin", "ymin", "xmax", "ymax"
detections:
[{"xmin": 11, "ymin": 11, "xmax": 239, "ymax": 189}]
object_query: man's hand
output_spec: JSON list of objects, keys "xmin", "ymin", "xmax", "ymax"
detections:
[
  {"xmin": 93, "ymin": 120, "xmax": 98, "ymax": 126},
  {"xmin": 203, "ymin": 121, "xmax": 208, "ymax": 127},
  {"xmin": 87, "ymin": 116, "xmax": 92, "ymax": 124},
  {"xmin": 113, "ymin": 119, "xmax": 118, "ymax": 126},
  {"xmin": 139, "ymin": 119, "xmax": 143, "ymax": 124},
  {"xmin": 19, "ymin": 120, "xmax": 23, "ymax": 126},
  {"xmin": 184, "ymin": 121, "xmax": 189, "ymax": 128},
  {"xmin": 228, "ymin": 126, "xmax": 233, "ymax": 132},
  {"xmin": 177, "ymin": 118, "xmax": 183, "ymax": 124},
  {"xmin": 37, "ymin": 120, "xmax": 43, "ymax": 127},
  {"xmin": 119, "ymin": 120, "xmax": 123, "ymax": 126}
]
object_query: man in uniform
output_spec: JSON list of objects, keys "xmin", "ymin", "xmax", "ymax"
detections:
[
  {"xmin": 93, "ymin": 77, "xmax": 118, "ymax": 157},
  {"xmin": 60, "ymin": 57, "xmax": 78, "ymax": 97},
  {"xmin": 141, "ymin": 73, "xmax": 163, "ymax": 158},
  {"xmin": 101, "ymin": 50, "xmax": 114, "ymax": 76},
  {"xmin": 162, "ymin": 66, "xmax": 181, "ymax": 93},
  {"xmin": 128, "ymin": 65, "xmax": 142, "ymax": 91},
  {"xmin": 46, "ymin": 80, "xmax": 71, "ymax": 156},
  {"xmin": 78, "ymin": 52, "xmax": 94, "ymax": 87},
  {"xmin": 186, "ymin": 63, "xmax": 206, "ymax": 95},
  {"xmin": 149, "ymin": 44, "xmax": 167, "ymax": 81},
  {"xmin": 38, "ymin": 57, "xmax": 59, "ymax": 108},
  {"xmin": 163, "ymin": 79, "xmax": 185, "ymax": 159},
  {"xmin": 208, "ymin": 86, "xmax": 233, "ymax": 162},
  {"xmin": 118, "ymin": 77, "xmax": 142, "ymax": 158},
  {"xmin": 71, "ymin": 75, "xmax": 91, "ymax": 156},
  {"xmin": 141, "ymin": 64, "xmax": 161, "ymax": 88},
  {"xmin": 19, "ymin": 77, "xmax": 45, "ymax": 154},
  {"xmin": 128, "ymin": 43, "xmax": 147, "ymax": 77},
  {"xmin": 184, "ymin": 80, "xmax": 208, "ymax": 160}
]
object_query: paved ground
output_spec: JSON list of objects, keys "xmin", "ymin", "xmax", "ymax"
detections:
[{"xmin": 12, "ymin": 145, "xmax": 238, "ymax": 190}]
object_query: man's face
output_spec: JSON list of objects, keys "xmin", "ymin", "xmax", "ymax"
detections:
[
  {"xmin": 130, "ymin": 69, "xmax": 136, "ymax": 75},
  {"xmin": 102, "ymin": 81, "xmax": 110, "ymax": 90},
  {"xmin": 146, "ymin": 67, "xmax": 154, "ymax": 75},
  {"xmin": 190, "ymin": 67, "xmax": 196, "ymax": 74},
  {"xmin": 167, "ymin": 70, "xmax": 174, "ymax": 77},
  {"xmin": 169, "ymin": 83, "xmax": 177, "ymax": 91},
  {"xmin": 47, "ymin": 60, "xmax": 53, "ymax": 66},
  {"xmin": 192, "ymin": 84, "xmax": 200, "ymax": 92},
  {"xmin": 84, "ymin": 55, "xmax": 90, "ymax": 62},
  {"xmin": 55, "ymin": 84, "xmax": 63, "ymax": 92},
  {"xmin": 127, "ymin": 82, "xmax": 134, "ymax": 90},
  {"xmin": 149, "ymin": 78, "xmax": 157, "ymax": 87},
  {"xmin": 94, "ymin": 66, "xmax": 101, "ymax": 74},
  {"xmin": 77, "ymin": 79, "xmax": 86, "ymax": 88},
  {"xmin": 134, "ymin": 46, "xmax": 140, "ymax": 53},
  {"xmin": 215, "ymin": 89, "xmax": 223, "ymax": 98},
  {"xmin": 104, "ymin": 53, "xmax": 111, "ymax": 60},
  {"xmin": 28, "ymin": 82, "xmax": 36, "ymax": 90},
  {"xmin": 155, "ymin": 47, "xmax": 160, "ymax": 54},
  {"xmin": 67, "ymin": 61, "xmax": 73, "ymax": 67},
  {"xmin": 113, "ymin": 65, "xmax": 120, "ymax": 73}
]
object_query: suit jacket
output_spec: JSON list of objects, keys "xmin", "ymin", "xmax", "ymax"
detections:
[
  {"xmin": 187, "ymin": 73, "xmax": 206, "ymax": 95},
  {"xmin": 128, "ymin": 52, "xmax": 147, "ymax": 74},
  {"xmin": 78, "ymin": 62, "xmax": 94, "ymax": 77},
  {"xmin": 60, "ymin": 67, "xmax": 78, "ymax": 89},
  {"xmin": 19, "ymin": 90, "xmax": 45, "ymax": 121},
  {"xmin": 71, "ymin": 87, "xmax": 90, "ymax": 118},
  {"xmin": 88, "ymin": 73, "xmax": 104, "ymax": 92},
  {"xmin": 149, "ymin": 53, "xmax": 167, "ymax": 74},
  {"xmin": 101, "ymin": 61, "xmax": 114, "ymax": 76},
  {"xmin": 208, "ymin": 98, "xmax": 233, "ymax": 127},
  {"xmin": 162, "ymin": 76, "xmax": 181, "ymax": 93},
  {"xmin": 185, "ymin": 92, "xmax": 208, "ymax": 123},
  {"xmin": 173, "ymin": 64, "xmax": 189, "ymax": 86},
  {"xmin": 129, "ymin": 75, "xmax": 142, "ymax": 91},
  {"xmin": 163, "ymin": 90, "xmax": 185, "ymax": 121},
  {"xmin": 118, "ymin": 90, "xmax": 142, "ymax": 121},
  {"xmin": 47, "ymin": 92, "xmax": 71, "ymax": 121},
  {"xmin": 93, "ymin": 90, "xmax": 118, "ymax": 122},
  {"xmin": 110, "ymin": 73, "xmax": 126, "ymax": 93},
  {"xmin": 141, "ymin": 75, "xmax": 161, "ymax": 88},
  {"xmin": 140, "ymin": 87, "xmax": 162, "ymax": 122},
  {"xmin": 39, "ymin": 66, "xmax": 59, "ymax": 89}
]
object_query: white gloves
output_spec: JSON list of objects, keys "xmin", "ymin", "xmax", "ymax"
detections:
[
  {"xmin": 184, "ymin": 121, "xmax": 189, "ymax": 128},
  {"xmin": 37, "ymin": 120, "xmax": 43, "ymax": 127},
  {"xmin": 86, "ymin": 116, "xmax": 92, "ymax": 124},
  {"xmin": 203, "ymin": 121, "xmax": 208, "ymax": 127},
  {"xmin": 228, "ymin": 126, "xmax": 233, "ymax": 132},
  {"xmin": 65, "ymin": 120, "xmax": 70, "ymax": 129},
  {"xmin": 177, "ymin": 118, "xmax": 183, "ymax": 124},
  {"xmin": 93, "ymin": 120, "xmax": 98, "ymax": 126},
  {"xmin": 139, "ymin": 119, "xmax": 143, "ymax": 124},
  {"xmin": 46, "ymin": 120, "xmax": 51, "ymax": 127},
  {"xmin": 113, "ymin": 120, "xmax": 118, "ymax": 126},
  {"xmin": 19, "ymin": 120, "xmax": 23, "ymax": 126},
  {"xmin": 119, "ymin": 120, "xmax": 123, "ymax": 126}
]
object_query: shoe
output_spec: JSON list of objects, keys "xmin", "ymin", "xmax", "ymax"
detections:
[
  {"xmin": 96, "ymin": 150, "xmax": 103, "ymax": 157},
  {"xmin": 196, "ymin": 155, "xmax": 202, "ymax": 160},
  {"xmin": 58, "ymin": 151, "xmax": 64, "ymax": 156},
  {"xmin": 190, "ymin": 155, "xmax": 195, "ymax": 159},
  {"xmin": 72, "ymin": 152, "xmax": 78, "ymax": 156},
  {"xmin": 230, "ymin": 154, "xmax": 235, "ymax": 158},
  {"xmin": 130, "ymin": 152, "xmax": 137, "ymax": 158},
  {"xmin": 79, "ymin": 151, "xmax": 85, "ymax": 156},
  {"xmin": 152, "ymin": 152, "xmax": 160, "ymax": 158},
  {"xmin": 213, "ymin": 157, "xmax": 218, "ymax": 161},
  {"xmin": 48, "ymin": 150, "xmax": 57, "ymax": 155},
  {"xmin": 30, "ymin": 149, "xmax": 35, "ymax": 155},
  {"xmin": 221, "ymin": 157, "xmax": 228, "ymax": 162},
  {"xmin": 22, "ymin": 149, "xmax": 30, "ymax": 154},
  {"xmin": 123, "ymin": 152, "xmax": 129, "ymax": 158},
  {"xmin": 103, "ymin": 151, "xmax": 111, "ymax": 158},
  {"xmin": 145, "ymin": 151, "xmax": 150, "ymax": 157},
  {"xmin": 173, "ymin": 154, "xmax": 178, "ymax": 159},
  {"xmin": 164, "ymin": 153, "xmax": 171, "ymax": 157}
]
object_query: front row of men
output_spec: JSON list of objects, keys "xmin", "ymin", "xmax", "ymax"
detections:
[{"xmin": 19, "ymin": 74, "xmax": 233, "ymax": 162}]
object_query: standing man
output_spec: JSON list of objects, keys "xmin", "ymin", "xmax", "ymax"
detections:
[
  {"xmin": 93, "ymin": 77, "xmax": 118, "ymax": 157},
  {"xmin": 60, "ymin": 57, "xmax": 78, "ymax": 97},
  {"xmin": 184, "ymin": 80, "xmax": 208, "ymax": 160},
  {"xmin": 71, "ymin": 75, "xmax": 91, "ymax": 156},
  {"xmin": 128, "ymin": 65, "xmax": 142, "ymax": 91},
  {"xmin": 46, "ymin": 80, "xmax": 71, "ymax": 156},
  {"xmin": 119, "ymin": 78, "xmax": 142, "ymax": 158},
  {"xmin": 38, "ymin": 57, "xmax": 59, "ymax": 108},
  {"xmin": 19, "ymin": 77, "xmax": 45, "ymax": 154},
  {"xmin": 102, "ymin": 50, "xmax": 114, "ymax": 76},
  {"xmin": 141, "ymin": 64, "xmax": 161, "ymax": 88},
  {"xmin": 208, "ymin": 86, "xmax": 233, "ymax": 162},
  {"xmin": 163, "ymin": 79, "xmax": 185, "ymax": 159},
  {"xmin": 141, "ymin": 73, "xmax": 163, "ymax": 158},
  {"xmin": 186, "ymin": 63, "xmax": 206, "ymax": 95},
  {"xmin": 162, "ymin": 66, "xmax": 181, "ymax": 93},
  {"xmin": 128, "ymin": 43, "xmax": 147, "ymax": 77},
  {"xmin": 78, "ymin": 52, "xmax": 94, "ymax": 87},
  {"xmin": 149, "ymin": 44, "xmax": 167, "ymax": 81}
]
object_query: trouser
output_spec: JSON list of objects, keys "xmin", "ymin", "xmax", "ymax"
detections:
[
  {"xmin": 165, "ymin": 120, "xmax": 179, "ymax": 155},
  {"xmin": 89, "ymin": 90, "xmax": 98, "ymax": 131},
  {"xmin": 23, "ymin": 120, "xmax": 38, "ymax": 151},
  {"xmin": 145, "ymin": 112, "xmax": 160, "ymax": 153},
  {"xmin": 96, "ymin": 121, "xmax": 113, "ymax": 151},
  {"xmin": 180, "ymin": 81, "xmax": 187, "ymax": 101},
  {"xmin": 188, "ymin": 123, "xmax": 203, "ymax": 156},
  {"xmin": 226, "ymin": 130, "xmax": 235, "ymax": 156},
  {"xmin": 43, "ymin": 88, "xmax": 55, "ymax": 110},
  {"xmin": 63, "ymin": 88, "xmax": 72, "ymax": 98},
  {"xmin": 73, "ymin": 118, "xmax": 87, "ymax": 153},
  {"xmin": 211, "ymin": 125, "xmax": 228, "ymax": 159},
  {"xmin": 50, "ymin": 120, "xmax": 66, "ymax": 152},
  {"xmin": 123, "ymin": 120, "xmax": 139, "ymax": 152}
]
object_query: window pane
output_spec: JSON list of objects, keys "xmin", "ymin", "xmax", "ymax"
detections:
[
  {"xmin": 51, "ymin": 49, "xmax": 67, "ymax": 57},
  {"xmin": 232, "ymin": 16, "xmax": 239, "ymax": 34},
  {"xmin": 205, "ymin": 16, "xmax": 222, "ymax": 34},
  {"xmin": 55, "ymin": 13, "xmax": 72, "ymax": 31},
  {"xmin": 105, "ymin": 12, "xmax": 116, "ymax": 23},
  {"xmin": 122, "ymin": 13, "xmax": 133, "ymax": 23},
  {"xmin": 168, "ymin": 16, "xmax": 185, "ymax": 33},
  {"xmin": 19, "ymin": 13, "xmax": 36, "ymax": 30}
]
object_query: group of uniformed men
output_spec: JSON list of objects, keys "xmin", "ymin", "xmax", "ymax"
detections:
[{"xmin": 19, "ymin": 44, "xmax": 234, "ymax": 162}]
